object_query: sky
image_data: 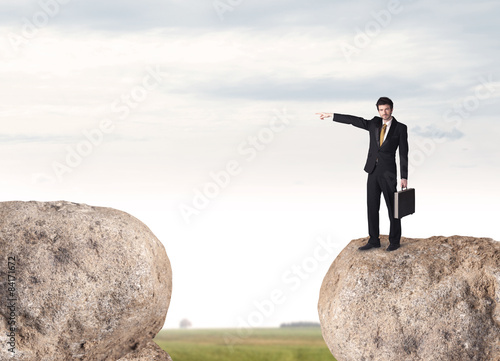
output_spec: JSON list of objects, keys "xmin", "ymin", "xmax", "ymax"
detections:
[{"xmin": 1, "ymin": 0, "xmax": 499, "ymax": 329}]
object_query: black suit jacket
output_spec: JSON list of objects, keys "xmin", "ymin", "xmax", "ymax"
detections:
[{"xmin": 333, "ymin": 113, "xmax": 409, "ymax": 179}]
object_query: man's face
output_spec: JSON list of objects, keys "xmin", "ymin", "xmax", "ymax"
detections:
[{"xmin": 378, "ymin": 104, "xmax": 393, "ymax": 121}]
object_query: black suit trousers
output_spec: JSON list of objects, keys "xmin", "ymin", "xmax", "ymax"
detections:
[{"xmin": 367, "ymin": 164, "xmax": 401, "ymax": 245}]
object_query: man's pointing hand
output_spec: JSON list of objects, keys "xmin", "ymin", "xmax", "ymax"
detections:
[{"xmin": 316, "ymin": 112, "xmax": 333, "ymax": 120}]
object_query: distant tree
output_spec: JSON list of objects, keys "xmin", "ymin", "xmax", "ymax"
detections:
[
  {"xmin": 179, "ymin": 318, "xmax": 192, "ymax": 329},
  {"xmin": 280, "ymin": 321, "xmax": 320, "ymax": 328}
]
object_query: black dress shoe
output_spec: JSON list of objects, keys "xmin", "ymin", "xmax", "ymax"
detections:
[
  {"xmin": 386, "ymin": 244, "xmax": 400, "ymax": 252},
  {"xmin": 358, "ymin": 243, "xmax": 381, "ymax": 251}
]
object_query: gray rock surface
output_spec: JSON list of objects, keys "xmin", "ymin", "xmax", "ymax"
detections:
[
  {"xmin": 0, "ymin": 201, "xmax": 172, "ymax": 360},
  {"xmin": 318, "ymin": 235, "xmax": 500, "ymax": 361},
  {"xmin": 117, "ymin": 340, "xmax": 173, "ymax": 361}
]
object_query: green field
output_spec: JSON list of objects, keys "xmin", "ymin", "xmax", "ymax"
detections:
[{"xmin": 154, "ymin": 327, "xmax": 336, "ymax": 361}]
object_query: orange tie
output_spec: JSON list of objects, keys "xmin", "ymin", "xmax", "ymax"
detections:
[{"xmin": 380, "ymin": 124, "xmax": 387, "ymax": 146}]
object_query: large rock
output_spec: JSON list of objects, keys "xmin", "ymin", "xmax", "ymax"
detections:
[
  {"xmin": 0, "ymin": 201, "xmax": 172, "ymax": 360},
  {"xmin": 318, "ymin": 235, "xmax": 500, "ymax": 361}
]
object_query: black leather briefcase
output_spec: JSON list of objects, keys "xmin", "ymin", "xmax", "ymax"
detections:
[{"xmin": 394, "ymin": 188, "xmax": 415, "ymax": 219}]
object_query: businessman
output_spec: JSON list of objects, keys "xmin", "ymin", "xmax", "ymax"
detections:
[{"xmin": 317, "ymin": 97, "xmax": 409, "ymax": 251}]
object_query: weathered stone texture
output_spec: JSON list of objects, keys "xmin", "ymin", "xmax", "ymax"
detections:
[
  {"xmin": 117, "ymin": 340, "xmax": 173, "ymax": 361},
  {"xmin": 0, "ymin": 201, "xmax": 172, "ymax": 360},
  {"xmin": 318, "ymin": 236, "xmax": 500, "ymax": 361}
]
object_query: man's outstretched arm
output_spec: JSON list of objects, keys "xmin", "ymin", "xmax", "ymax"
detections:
[{"xmin": 317, "ymin": 112, "xmax": 370, "ymax": 130}]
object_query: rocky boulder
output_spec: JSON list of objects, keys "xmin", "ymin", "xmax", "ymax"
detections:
[
  {"xmin": 318, "ymin": 235, "xmax": 500, "ymax": 361},
  {"xmin": 0, "ymin": 201, "xmax": 172, "ymax": 360}
]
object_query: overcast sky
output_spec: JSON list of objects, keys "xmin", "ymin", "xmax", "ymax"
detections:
[{"xmin": 1, "ymin": 0, "xmax": 499, "ymax": 329}]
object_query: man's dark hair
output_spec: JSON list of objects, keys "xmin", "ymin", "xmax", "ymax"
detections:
[{"xmin": 376, "ymin": 97, "xmax": 394, "ymax": 110}]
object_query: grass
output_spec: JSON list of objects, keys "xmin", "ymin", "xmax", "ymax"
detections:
[{"xmin": 154, "ymin": 327, "xmax": 336, "ymax": 361}]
